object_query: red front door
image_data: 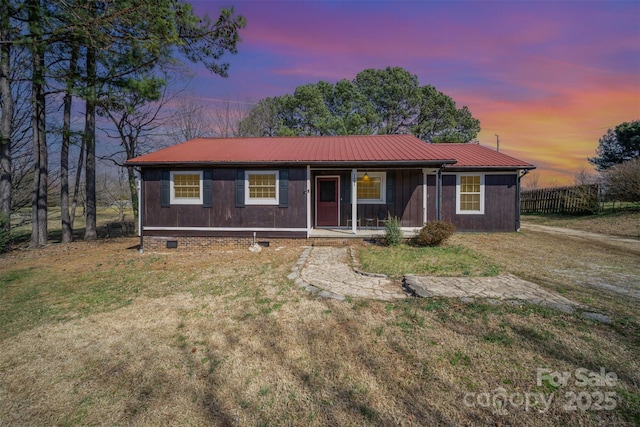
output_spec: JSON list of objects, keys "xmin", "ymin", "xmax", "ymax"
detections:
[{"xmin": 316, "ymin": 177, "xmax": 339, "ymax": 227}]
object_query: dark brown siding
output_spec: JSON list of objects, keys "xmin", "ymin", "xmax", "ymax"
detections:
[
  {"xmin": 327, "ymin": 169, "xmax": 424, "ymax": 228},
  {"xmin": 143, "ymin": 168, "xmax": 307, "ymax": 230},
  {"xmin": 427, "ymin": 173, "xmax": 518, "ymax": 232},
  {"xmin": 396, "ymin": 169, "xmax": 423, "ymax": 227},
  {"xmin": 142, "ymin": 167, "xmax": 519, "ymax": 236}
]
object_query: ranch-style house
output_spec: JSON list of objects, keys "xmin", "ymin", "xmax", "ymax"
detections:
[{"xmin": 126, "ymin": 135, "xmax": 535, "ymax": 250}]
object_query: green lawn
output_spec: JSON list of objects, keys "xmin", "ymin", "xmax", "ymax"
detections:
[{"xmin": 357, "ymin": 243, "xmax": 501, "ymax": 279}]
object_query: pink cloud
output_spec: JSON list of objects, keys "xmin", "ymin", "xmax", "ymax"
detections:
[
  {"xmin": 469, "ymin": 82, "xmax": 639, "ymax": 185},
  {"xmin": 187, "ymin": 0, "xmax": 639, "ymax": 186}
]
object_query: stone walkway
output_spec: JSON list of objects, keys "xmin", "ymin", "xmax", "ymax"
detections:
[
  {"xmin": 403, "ymin": 274, "xmax": 578, "ymax": 312},
  {"xmin": 294, "ymin": 246, "xmax": 579, "ymax": 304},
  {"xmin": 290, "ymin": 245, "xmax": 610, "ymax": 322},
  {"xmin": 293, "ymin": 246, "xmax": 603, "ymax": 310},
  {"xmin": 294, "ymin": 247, "xmax": 406, "ymax": 300}
]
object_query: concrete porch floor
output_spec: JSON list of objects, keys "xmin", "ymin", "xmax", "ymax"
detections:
[{"xmin": 309, "ymin": 227, "xmax": 420, "ymax": 239}]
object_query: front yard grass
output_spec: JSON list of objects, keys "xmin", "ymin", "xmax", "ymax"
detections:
[
  {"xmin": 1, "ymin": 231, "xmax": 639, "ymax": 426},
  {"xmin": 357, "ymin": 243, "xmax": 501, "ymax": 279}
]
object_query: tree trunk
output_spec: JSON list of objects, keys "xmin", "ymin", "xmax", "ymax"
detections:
[
  {"xmin": 61, "ymin": 47, "xmax": 77, "ymax": 243},
  {"xmin": 60, "ymin": 90, "xmax": 71, "ymax": 242},
  {"xmin": 84, "ymin": 45, "xmax": 97, "ymax": 240},
  {"xmin": 127, "ymin": 165, "xmax": 138, "ymax": 221},
  {"xmin": 31, "ymin": 60, "xmax": 47, "ymax": 247},
  {"xmin": 29, "ymin": 0, "xmax": 47, "ymax": 247},
  {"xmin": 123, "ymin": 133, "xmax": 139, "ymax": 223},
  {"xmin": 70, "ymin": 137, "xmax": 84, "ymax": 231},
  {"xmin": 0, "ymin": 0, "xmax": 13, "ymax": 235}
]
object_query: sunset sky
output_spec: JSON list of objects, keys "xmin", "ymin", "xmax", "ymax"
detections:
[{"xmin": 188, "ymin": 0, "xmax": 640, "ymax": 186}]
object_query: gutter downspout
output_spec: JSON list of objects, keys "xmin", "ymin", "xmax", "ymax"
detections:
[{"xmin": 516, "ymin": 169, "xmax": 529, "ymax": 232}]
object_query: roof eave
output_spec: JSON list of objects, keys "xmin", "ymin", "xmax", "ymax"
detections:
[
  {"xmin": 125, "ymin": 159, "xmax": 459, "ymax": 168},
  {"xmin": 443, "ymin": 165, "xmax": 536, "ymax": 171}
]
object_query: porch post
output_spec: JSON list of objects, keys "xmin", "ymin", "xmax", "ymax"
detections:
[
  {"xmin": 306, "ymin": 165, "xmax": 311, "ymax": 238},
  {"xmin": 516, "ymin": 169, "xmax": 528, "ymax": 232},
  {"xmin": 422, "ymin": 169, "xmax": 427, "ymax": 225},
  {"xmin": 351, "ymin": 168, "xmax": 357, "ymax": 234},
  {"xmin": 436, "ymin": 168, "xmax": 442, "ymax": 221}
]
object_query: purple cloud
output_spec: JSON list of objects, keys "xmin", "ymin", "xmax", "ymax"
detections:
[{"xmin": 188, "ymin": 0, "xmax": 640, "ymax": 185}]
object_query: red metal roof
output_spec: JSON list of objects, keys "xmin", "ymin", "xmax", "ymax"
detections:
[
  {"xmin": 126, "ymin": 135, "xmax": 534, "ymax": 169},
  {"xmin": 421, "ymin": 143, "xmax": 535, "ymax": 168}
]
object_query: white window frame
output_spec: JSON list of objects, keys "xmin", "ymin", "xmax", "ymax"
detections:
[
  {"xmin": 245, "ymin": 170, "xmax": 279, "ymax": 205},
  {"xmin": 456, "ymin": 173, "xmax": 484, "ymax": 214},
  {"xmin": 356, "ymin": 171, "xmax": 386, "ymax": 204},
  {"xmin": 170, "ymin": 171, "xmax": 203, "ymax": 205}
]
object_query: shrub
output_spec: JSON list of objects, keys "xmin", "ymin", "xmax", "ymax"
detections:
[
  {"xmin": 604, "ymin": 157, "xmax": 640, "ymax": 205},
  {"xmin": 383, "ymin": 214, "xmax": 403, "ymax": 246},
  {"xmin": 414, "ymin": 221, "xmax": 456, "ymax": 247}
]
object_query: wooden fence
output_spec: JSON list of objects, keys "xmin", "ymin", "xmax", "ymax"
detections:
[{"xmin": 521, "ymin": 184, "xmax": 600, "ymax": 214}]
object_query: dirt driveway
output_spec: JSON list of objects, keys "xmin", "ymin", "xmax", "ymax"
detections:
[
  {"xmin": 520, "ymin": 222, "xmax": 640, "ymax": 299},
  {"xmin": 521, "ymin": 223, "xmax": 640, "ymax": 249},
  {"xmin": 451, "ymin": 222, "xmax": 640, "ymax": 316}
]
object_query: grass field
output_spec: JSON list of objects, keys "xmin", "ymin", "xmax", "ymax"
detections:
[
  {"xmin": 0, "ymin": 213, "xmax": 639, "ymax": 426},
  {"xmin": 8, "ymin": 206, "xmax": 136, "ymax": 245}
]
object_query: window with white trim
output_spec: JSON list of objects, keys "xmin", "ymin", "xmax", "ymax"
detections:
[
  {"xmin": 245, "ymin": 171, "xmax": 279, "ymax": 205},
  {"xmin": 456, "ymin": 174, "xmax": 484, "ymax": 214},
  {"xmin": 357, "ymin": 172, "xmax": 386, "ymax": 204},
  {"xmin": 170, "ymin": 171, "xmax": 203, "ymax": 205}
]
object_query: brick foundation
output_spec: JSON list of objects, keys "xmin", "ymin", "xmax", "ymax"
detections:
[{"xmin": 143, "ymin": 236, "xmax": 369, "ymax": 251}]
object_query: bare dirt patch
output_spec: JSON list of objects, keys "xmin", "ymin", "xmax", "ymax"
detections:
[{"xmin": 449, "ymin": 228, "xmax": 640, "ymax": 319}]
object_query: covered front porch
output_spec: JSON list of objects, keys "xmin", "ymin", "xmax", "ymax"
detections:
[{"xmin": 307, "ymin": 166, "xmax": 444, "ymax": 237}]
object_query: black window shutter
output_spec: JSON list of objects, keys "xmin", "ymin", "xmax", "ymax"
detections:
[
  {"xmin": 279, "ymin": 169, "xmax": 289, "ymax": 208},
  {"xmin": 342, "ymin": 172, "xmax": 351, "ymax": 203},
  {"xmin": 203, "ymin": 170, "xmax": 213, "ymax": 208},
  {"xmin": 386, "ymin": 171, "xmax": 395, "ymax": 204},
  {"xmin": 161, "ymin": 170, "xmax": 170, "ymax": 208},
  {"xmin": 236, "ymin": 169, "xmax": 245, "ymax": 208}
]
